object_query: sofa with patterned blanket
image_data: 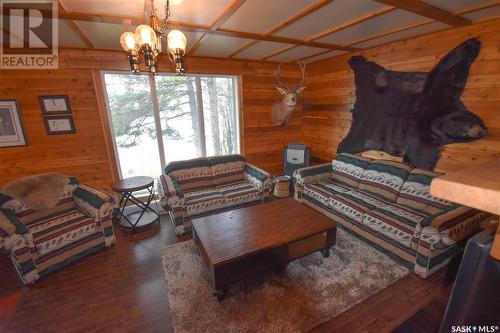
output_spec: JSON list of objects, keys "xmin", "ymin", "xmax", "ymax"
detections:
[
  {"xmin": 294, "ymin": 153, "xmax": 490, "ymax": 277},
  {"xmin": 159, "ymin": 154, "xmax": 273, "ymax": 235},
  {"xmin": 0, "ymin": 173, "xmax": 116, "ymax": 284}
]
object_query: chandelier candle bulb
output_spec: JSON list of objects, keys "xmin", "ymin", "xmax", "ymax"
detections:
[
  {"xmin": 120, "ymin": 32, "xmax": 141, "ymax": 73},
  {"xmin": 120, "ymin": 32, "xmax": 140, "ymax": 53},
  {"xmin": 167, "ymin": 29, "xmax": 187, "ymax": 75},
  {"xmin": 167, "ymin": 30, "xmax": 187, "ymax": 54},
  {"xmin": 136, "ymin": 25, "xmax": 157, "ymax": 48}
]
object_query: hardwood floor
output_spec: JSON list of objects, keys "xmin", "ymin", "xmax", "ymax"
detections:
[
  {"xmin": 0, "ymin": 214, "xmax": 453, "ymax": 333},
  {"xmin": 0, "ymin": 216, "xmax": 178, "ymax": 333}
]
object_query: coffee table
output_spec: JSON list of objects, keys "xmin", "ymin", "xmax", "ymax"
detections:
[{"xmin": 192, "ymin": 198, "xmax": 336, "ymax": 301}]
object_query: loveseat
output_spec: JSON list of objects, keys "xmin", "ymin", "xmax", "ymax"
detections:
[
  {"xmin": 0, "ymin": 173, "xmax": 115, "ymax": 284},
  {"xmin": 294, "ymin": 153, "xmax": 490, "ymax": 277},
  {"xmin": 159, "ymin": 154, "xmax": 272, "ymax": 235}
]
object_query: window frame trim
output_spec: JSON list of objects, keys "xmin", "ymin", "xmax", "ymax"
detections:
[{"xmin": 100, "ymin": 70, "xmax": 241, "ymax": 179}]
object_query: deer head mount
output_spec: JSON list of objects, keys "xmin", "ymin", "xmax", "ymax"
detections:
[{"xmin": 271, "ymin": 62, "xmax": 306, "ymax": 126}]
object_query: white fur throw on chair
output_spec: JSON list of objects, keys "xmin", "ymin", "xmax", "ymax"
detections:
[{"xmin": 3, "ymin": 173, "xmax": 69, "ymax": 211}]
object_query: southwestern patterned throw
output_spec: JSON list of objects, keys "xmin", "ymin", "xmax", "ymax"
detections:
[
  {"xmin": 0, "ymin": 173, "xmax": 115, "ymax": 284},
  {"xmin": 159, "ymin": 154, "xmax": 272, "ymax": 235},
  {"xmin": 294, "ymin": 153, "xmax": 490, "ymax": 277}
]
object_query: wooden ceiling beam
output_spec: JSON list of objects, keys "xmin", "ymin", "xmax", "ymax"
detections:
[
  {"xmin": 182, "ymin": 24, "xmax": 356, "ymax": 51},
  {"xmin": 57, "ymin": 11, "xmax": 138, "ymax": 25},
  {"xmin": 228, "ymin": 0, "xmax": 333, "ymax": 58},
  {"xmin": 261, "ymin": 45, "xmax": 296, "ymax": 61},
  {"xmin": 188, "ymin": 0, "xmax": 246, "ymax": 56},
  {"xmin": 309, "ymin": 6, "xmax": 395, "ymax": 41},
  {"xmin": 3, "ymin": 7, "xmax": 356, "ymax": 52},
  {"xmin": 257, "ymin": 5, "xmax": 394, "ymax": 64},
  {"xmin": 295, "ymin": 18, "xmax": 434, "ymax": 64},
  {"xmin": 456, "ymin": 0, "xmax": 500, "ymax": 16},
  {"xmin": 4, "ymin": 9, "xmax": 355, "ymax": 51},
  {"xmin": 297, "ymin": 49, "xmax": 336, "ymax": 63},
  {"xmin": 227, "ymin": 40, "xmax": 259, "ymax": 58},
  {"xmin": 288, "ymin": 1, "xmax": 500, "ymax": 65},
  {"xmin": 58, "ymin": 1, "xmax": 94, "ymax": 48},
  {"xmin": 346, "ymin": 19, "xmax": 433, "ymax": 47},
  {"xmin": 211, "ymin": 0, "xmax": 247, "ymax": 30},
  {"xmin": 373, "ymin": 0, "xmax": 471, "ymax": 26},
  {"xmin": 187, "ymin": 35, "xmax": 207, "ymax": 56},
  {"xmin": 266, "ymin": 0, "xmax": 333, "ymax": 34}
]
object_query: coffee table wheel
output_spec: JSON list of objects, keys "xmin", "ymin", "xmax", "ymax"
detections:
[
  {"xmin": 214, "ymin": 290, "xmax": 226, "ymax": 301},
  {"xmin": 321, "ymin": 247, "xmax": 331, "ymax": 258}
]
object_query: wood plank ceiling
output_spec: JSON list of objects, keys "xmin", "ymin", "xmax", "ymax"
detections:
[{"xmin": 4, "ymin": 0, "xmax": 500, "ymax": 63}]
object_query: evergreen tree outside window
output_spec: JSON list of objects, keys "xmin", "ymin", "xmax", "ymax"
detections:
[{"xmin": 103, "ymin": 72, "xmax": 240, "ymax": 179}]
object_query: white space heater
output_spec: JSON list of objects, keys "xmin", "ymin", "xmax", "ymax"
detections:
[{"xmin": 283, "ymin": 143, "xmax": 310, "ymax": 177}]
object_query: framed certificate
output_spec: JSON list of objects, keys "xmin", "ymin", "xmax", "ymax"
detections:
[
  {"xmin": 39, "ymin": 95, "xmax": 72, "ymax": 115},
  {"xmin": 0, "ymin": 100, "xmax": 27, "ymax": 148},
  {"xmin": 43, "ymin": 115, "xmax": 76, "ymax": 135}
]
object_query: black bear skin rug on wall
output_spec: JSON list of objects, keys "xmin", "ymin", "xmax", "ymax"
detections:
[{"xmin": 338, "ymin": 38, "xmax": 487, "ymax": 170}]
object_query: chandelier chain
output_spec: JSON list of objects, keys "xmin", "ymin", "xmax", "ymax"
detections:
[{"xmin": 164, "ymin": 0, "xmax": 170, "ymax": 22}]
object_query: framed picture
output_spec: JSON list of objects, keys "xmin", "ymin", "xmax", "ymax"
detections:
[
  {"xmin": 0, "ymin": 100, "xmax": 27, "ymax": 148},
  {"xmin": 39, "ymin": 95, "xmax": 72, "ymax": 115},
  {"xmin": 43, "ymin": 115, "xmax": 76, "ymax": 135}
]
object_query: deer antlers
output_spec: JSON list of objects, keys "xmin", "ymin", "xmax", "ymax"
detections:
[
  {"xmin": 273, "ymin": 63, "xmax": 288, "ymax": 90},
  {"xmin": 297, "ymin": 61, "xmax": 306, "ymax": 88},
  {"xmin": 273, "ymin": 61, "xmax": 306, "ymax": 92}
]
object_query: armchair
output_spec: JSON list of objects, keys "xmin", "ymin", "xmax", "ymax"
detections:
[{"xmin": 0, "ymin": 173, "xmax": 116, "ymax": 284}]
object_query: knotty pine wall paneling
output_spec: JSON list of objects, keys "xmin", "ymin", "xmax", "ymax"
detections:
[
  {"xmin": 0, "ymin": 51, "xmax": 303, "ymax": 190},
  {"xmin": 302, "ymin": 17, "xmax": 500, "ymax": 173}
]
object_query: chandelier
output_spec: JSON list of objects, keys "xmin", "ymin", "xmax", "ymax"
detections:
[{"xmin": 119, "ymin": 0, "xmax": 187, "ymax": 75}]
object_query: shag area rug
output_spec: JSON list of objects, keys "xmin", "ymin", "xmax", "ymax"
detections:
[{"xmin": 161, "ymin": 228, "xmax": 409, "ymax": 333}]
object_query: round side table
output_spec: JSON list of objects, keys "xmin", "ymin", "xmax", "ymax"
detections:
[{"xmin": 112, "ymin": 176, "xmax": 160, "ymax": 231}]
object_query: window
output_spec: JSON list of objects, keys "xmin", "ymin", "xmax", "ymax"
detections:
[{"xmin": 102, "ymin": 72, "xmax": 240, "ymax": 179}]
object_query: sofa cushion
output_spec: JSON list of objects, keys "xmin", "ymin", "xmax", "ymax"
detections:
[
  {"xmin": 208, "ymin": 155, "xmax": 246, "ymax": 187},
  {"xmin": 397, "ymin": 169, "xmax": 453, "ymax": 214},
  {"xmin": 302, "ymin": 179, "xmax": 353, "ymax": 207},
  {"xmin": 331, "ymin": 153, "xmax": 373, "ymax": 187},
  {"xmin": 184, "ymin": 189, "xmax": 226, "ymax": 217},
  {"xmin": 362, "ymin": 203, "xmax": 429, "ymax": 249},
  {"xmin": 29, "ymin": 208, "xmax": 99, "ymax": 256},
  {"xmin": 329, "ymin": 189, "xmax": 388, "ymax": 223},
  {"xmin": 165, "ymin": 158, "xmax": 212, "ymax": 192},
  {"xmin": 218, "ymin": 181, "xmax": 260, "ymax": 206},
  {"xmin": 358, "ymin": 160, "xmax": 412, "ymax": 202}
]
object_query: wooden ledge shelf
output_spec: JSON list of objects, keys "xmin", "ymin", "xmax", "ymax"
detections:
[
  {"xmin": 430, "ymin": 158, "xmax": 500, "ymax": 215},
  {"xmin": 430, "ymin": 157, "xmax": 500, "ymax": 260}
]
